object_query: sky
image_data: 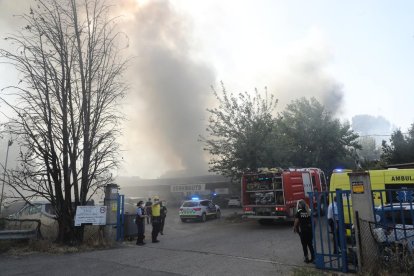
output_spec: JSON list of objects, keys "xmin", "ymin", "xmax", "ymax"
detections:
[{"xmin": 1, "ymin": 0, "xmax": 414, "ymax": 179}]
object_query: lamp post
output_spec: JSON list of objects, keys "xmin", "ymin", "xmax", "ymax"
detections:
[{"xmin": 0, "ymin": 139, "xmax": 13, "ymax": 215}]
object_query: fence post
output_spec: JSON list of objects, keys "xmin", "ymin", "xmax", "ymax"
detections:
[
  {"xmin": 104, "ymin": 183, "xmax": 119, "ymax": 242},
  {"xmin": 348, "ymin": 172, "xmax": 377, "ymax": 274}
]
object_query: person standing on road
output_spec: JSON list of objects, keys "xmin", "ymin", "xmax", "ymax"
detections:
[
  {"xmin": 293, "ymin": 199, "xmax": 315, "ymax": 263},
  {"xmin": 160, "ymin": 201, "xmax": 167, "ymax": 235},
  {"xmin": 151, "ymin": 196, "xmax": 162, "ymax": 243},
  {"xmin": 135, "ymin": 201, "xmax": 147, "ymax": 245},
  {"xmin": 327, "ymin": 196, "xmax": 340, "ymax": 253},
  {"xmin": 145, "ymin": 198, "xmax": 152, "ymax": 225}
]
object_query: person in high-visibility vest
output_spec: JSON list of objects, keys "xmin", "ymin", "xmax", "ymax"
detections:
[{"xmin": 151, "ymin": 196, "xmax": 162, "ymax": 243}]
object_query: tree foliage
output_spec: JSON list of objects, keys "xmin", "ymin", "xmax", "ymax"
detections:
[
  {"xmin": 381, "ymin": 124, "xmax": 414, "ymax": 165},
  {"xmin": 278, "ymin": 97, "xmax": 360, "ymax": 173},
  {"xmin": 200, "ymin": 83, "xmax": 278, "ymax": 180},
  {"xmin": 0, "ymin": 0, "xmax": 127, "ymax": 243},
  {"xmin": 202, "ymin": 91, "xmax": 361, "ymax": 179}
]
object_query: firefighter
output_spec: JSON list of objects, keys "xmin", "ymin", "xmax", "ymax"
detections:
[
  {"xmin": 294, "ymin": 199, "xmax": 315, "ymax": 263},
  {"xmin": 151, "ymin": 196, "xmax": 162, "ymax": 243}
]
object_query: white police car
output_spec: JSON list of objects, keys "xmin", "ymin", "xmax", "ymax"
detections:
[{"xmin": 179, "ymin": 199, "xmax": 221, "ymax": 222}]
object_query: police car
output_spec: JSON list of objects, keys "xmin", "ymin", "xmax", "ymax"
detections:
[
  {"xmin": 179, "ymin": 199, "xmax": 221, "ymax": 222},
  {"xmin": 372, "ymin": 203, "xmax": 414, "ymax": 252}
]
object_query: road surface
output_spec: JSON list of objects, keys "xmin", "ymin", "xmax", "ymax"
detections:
[{"xmin": 1, "ymin": 209, "xmax": 317, "ymax": 275}]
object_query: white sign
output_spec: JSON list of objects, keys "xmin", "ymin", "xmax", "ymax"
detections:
[
  {"xmin": 215, "ymin": 188, "xmax": 229, "ymax": 195},
  {"xmin": 75, "ymin": 206, "xmax": 107, "ymax": 226},
  {"xmin": 171, "ymin": 184, "xmax": 205, "ymax": 193}
]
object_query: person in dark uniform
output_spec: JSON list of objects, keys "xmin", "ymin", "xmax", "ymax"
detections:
[
  {"xmin": 160, "ymin": 201, "xmax": 167, "ymax": 235},
  {"xmin": 135, "ymin": 200, "xmax": 147, "ymax": 245},
  {"xmin": 151, "ymin": 196, "xmax": 162, "ymax": 243},
  {"xmin": 294, "ymin": 199, "xmax": 315, "ymax": 263},
  {"xmin": 145, "ymin": 198, "xmax": 152, "ymax": 224}
]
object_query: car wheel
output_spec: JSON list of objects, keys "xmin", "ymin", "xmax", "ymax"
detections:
[
  {"xmin": 215, "ymin": 210, "xmax": 221, "ymax": 219},
  {"xmin": 181, "ymin": 218, "xmax": 186, "ymax": 222},
  {"xmin": 200, "ymin": 213, "xmax": 207, "ymax": 222}
]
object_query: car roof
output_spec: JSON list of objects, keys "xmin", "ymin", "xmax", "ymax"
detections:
[{"xmin": 376, "ymin": 203, "xmax": 414, "ymax": 210}]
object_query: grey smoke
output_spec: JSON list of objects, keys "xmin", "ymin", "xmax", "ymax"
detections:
[
  {"xmin": 352, "ymin": 114, "xmax": 393, "ymax": 145},
  {"xmin": 352, "ymin": 115, "xmax": 392, "ymax": 135},
  {"xmin": 120, "ymin": 1, "xmax": 216, "ymax": 177},
  {"xmin": 273, "ymin": 48, "xmax": 345, "ymax": 115}
]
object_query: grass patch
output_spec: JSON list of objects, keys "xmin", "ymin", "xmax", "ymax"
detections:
[
  {"xmin": 291, "ymin": 267, "xmax": 352, "ymax": 276},
  {"xmin": 0, "ymin": 238, "xmax": 117, "ymax": 256},
  {"xmin": 0, "ymin": 225, "xmax": 117, "ymax": 256},
  {"xmin": 292, "ymin": 267, "xmax": 325, "ymax": 276}
]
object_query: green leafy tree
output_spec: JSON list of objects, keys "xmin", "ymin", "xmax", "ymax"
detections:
[
  {"xmin": 200, "ymin": 83, "xmax": 278, "ymax": 180},
  {"xmin": 278, "ymin": 97, "xmax": 360, "ymax": 173},
  {"xmin": 381, "ymin": 124, "xmax": 414, "ymax": 164}
]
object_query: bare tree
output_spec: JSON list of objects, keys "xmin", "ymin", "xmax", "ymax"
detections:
[{"xmin": 0, "ymin": 0, "xmax": 127, "ymax": 244}]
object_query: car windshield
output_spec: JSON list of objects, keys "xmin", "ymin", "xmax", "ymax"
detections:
[
  {"xmin": 182, "ymin": 201, "xmax": 198, "ymax": 207},
  {"xmin": 383, "ymin": 209, "xmax": 414, "ymax": 225}
]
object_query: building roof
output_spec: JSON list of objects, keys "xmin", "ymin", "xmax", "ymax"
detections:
[{"xmin": 384, "ymin": 162, "xmax": 414, "ymax": 169}]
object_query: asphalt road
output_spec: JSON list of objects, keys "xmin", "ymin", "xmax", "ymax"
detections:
[{"xmin": 0, "ymin": 208, "xmax": 316, "ymax": 276}]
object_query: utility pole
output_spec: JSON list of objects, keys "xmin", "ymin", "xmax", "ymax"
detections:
[{"xmin": 0, "ymin": 139, "xmax": 13, "ymax": 215}]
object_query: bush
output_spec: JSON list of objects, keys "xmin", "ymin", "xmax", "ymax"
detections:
[{"xmin": 375, "ymin": 242, "xmax": 414, "ymax": 275}]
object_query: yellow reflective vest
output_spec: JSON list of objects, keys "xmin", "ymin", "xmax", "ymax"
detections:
[{"xmin": 152, "ymin": 203, "xmax": 161, "ymax": 217}]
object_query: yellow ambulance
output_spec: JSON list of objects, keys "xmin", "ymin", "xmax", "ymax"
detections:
[{"xmin": 329, "ymin": 168, "xmax": 414, "ymax": 235}]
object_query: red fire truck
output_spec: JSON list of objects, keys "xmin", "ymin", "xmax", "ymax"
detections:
[{"xmin": 242, "ymin": 168, "xmax": 327, "ymax": 224}]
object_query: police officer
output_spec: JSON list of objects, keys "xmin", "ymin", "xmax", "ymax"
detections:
[
  {"xmin": 294, "ymin": 199, "xmax": 315, "ymax": 263},
  {"xmin": 160, "ymin": 201, "xmax": 167, "ymax": 235},
  {"xmin": 151, "ymin": 196, "xmax": 162, "ymax": 243},
  {"xmin": 135, "ymin": 200, "xmax": 147, "ymax": 245},
  {"xmin": 145, "ymin": 198, "xmax": 152, "ymax": 224}
]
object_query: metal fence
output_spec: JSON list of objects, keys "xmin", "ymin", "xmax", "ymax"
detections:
[
  {"xmin": 355, "ymin": 188, "xmax": 414, "ymax": 274},
  {"xmin": 357, "ymin": 218, "xmax": 414, "ymax": 274},
  {"xmin": 310, "ymin": 190, "xmax": 357, "ymax": 273}
]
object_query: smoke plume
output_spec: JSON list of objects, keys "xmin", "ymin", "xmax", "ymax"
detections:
[
  {"xmin": 116, "ymin": 1, "xmax": 216, "ymax": 178},
  {"xmin": 271, "ymin": 31, "xmax": 345, "ymax": 115},
  {"xmin": 352, "ymin": 114, "xmax": 393, "ymax": 144}
]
